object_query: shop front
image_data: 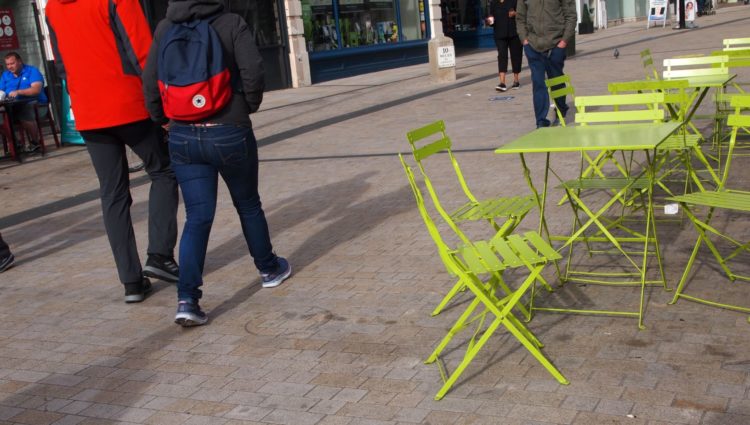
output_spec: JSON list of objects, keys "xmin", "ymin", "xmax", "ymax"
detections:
[
  {"xmin": 440, "ymin": 0, "xmax": 494, "ymax": 49},
  {"xmin": 141, "ymin": 0, "xmax": 293, "ymax": 90},
  {"xmin": 302, "ymin": 0, "xmax": 431, "ymax": 83}
]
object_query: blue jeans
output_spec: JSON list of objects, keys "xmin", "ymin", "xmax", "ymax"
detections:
[
  {"xmin": 169, "ymin": 124, "xmax": 278, "ymax": 301},
  {"xmin": 524, "ymin": 44, "xmax": 568, "ymax": 127}
]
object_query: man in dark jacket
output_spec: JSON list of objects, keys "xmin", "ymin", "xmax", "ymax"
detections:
[
  {"xmin": 517, "ymin": 0, "xmax": 577, "ymax": 128},
  {"xmin": 143, "ymin": 0, "xmax": 290, "ymax": 327},
  {"xmin": 46, "ymin": 0, "xmax": 180, "ymax": 303}
]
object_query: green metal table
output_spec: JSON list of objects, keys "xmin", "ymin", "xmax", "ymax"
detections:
[{"xmin": 495, "ymin": 122, "xmax": 682, "ymax": 329}]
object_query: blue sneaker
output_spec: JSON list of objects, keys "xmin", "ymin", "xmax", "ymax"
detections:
[
  {"xmin": 261, "ymin": 257, "xmax": 292, "ymax": 288},
  {"xmin": 174, "ymin": 300, "xmax": 208, "ymax": 327}
]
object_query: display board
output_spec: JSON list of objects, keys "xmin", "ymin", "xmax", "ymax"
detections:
[{"xmin": 647, "ymin": 0, "xmax": 668, "ymax": 28}]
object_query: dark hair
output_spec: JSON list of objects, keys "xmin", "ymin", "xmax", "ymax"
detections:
[{"xmin": 4, "ymin": 52, "xmax": 22, "ymax": 61}]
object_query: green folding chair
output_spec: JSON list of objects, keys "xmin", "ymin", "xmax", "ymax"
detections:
[
  {"xmin": 666, "ymin": 95, "xmax": 750, "ymax": 317},
  {"xmin": 608, "ymin": 79, "xmax": 719, "ymax": 193},
  {"xmin": 710, "ymin": 50, "xmax": 750, "ymax": 142},
  {"xmin": 400, "ymin": 155, "xmax": 567, "ymax": 400},
  {"xmin": 545, "ymin": 74, "xmax": 574, "ymax": 127},
  {"xmin": 406, "ymin": 120, "xmax": 538, "ymax": 315},
  {"xmin": 663, "ymin": 55, "xmax": 731, "ymax": 164},
  {"xmin": 641, "ymin": 48, "xmax": 659, "ymax": 80},
  {"xmin": 547, "ymin": 93, "xmax": 671, "ymax": 329}
]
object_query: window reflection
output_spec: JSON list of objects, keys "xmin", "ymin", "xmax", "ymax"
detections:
[
  {"xmin": 229, "ymin": 0, "xmax": 281, "ymax": 46},
  {"xmin": 301, "ymin": 0, "xmax": 428, "ymax": 52}
]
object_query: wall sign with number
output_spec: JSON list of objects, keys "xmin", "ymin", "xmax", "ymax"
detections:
[
  {"xmin": 437, "ymin": 46, "xmax": 455, "ymax": 68},
  {"xmin": 0, "ymin": 9, "xmax": 19, "ymax": 50}
]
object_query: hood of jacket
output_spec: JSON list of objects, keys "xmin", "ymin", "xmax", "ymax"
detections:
[{"xmin": 166, "ymin": 0, "xmax": 225, "ymax": 23}]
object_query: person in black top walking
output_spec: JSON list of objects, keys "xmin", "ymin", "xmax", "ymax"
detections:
[{"xmin": 487, "ymin": 0, "xmax": 522, "ymax": 92}]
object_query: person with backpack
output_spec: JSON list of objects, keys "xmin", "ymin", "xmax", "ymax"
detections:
[
  {"xmin": 143, "ymin": 0, "xmax": 291, "ymax": 327},
  {"xmin": 516, "ymin": 0, "xmax": 577, "ymax": 128},
  {"xmin": 45, "ymin": 0, "xmax": 180, "ymax": 303}
]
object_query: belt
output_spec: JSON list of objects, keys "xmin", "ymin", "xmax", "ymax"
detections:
[{"xmin": 189, "ymin": 122, "xmax": 222, "ymax": 127}]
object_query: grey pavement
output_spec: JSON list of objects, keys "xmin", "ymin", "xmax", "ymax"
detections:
[{"xmin": 1, "ymin": 7, "xmax": 750, "ymax": 424}]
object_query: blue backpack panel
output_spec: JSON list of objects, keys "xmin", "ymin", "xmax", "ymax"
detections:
[{"xmin": 157, "ymin": 18, "xmax": 231, "ymax": 121}]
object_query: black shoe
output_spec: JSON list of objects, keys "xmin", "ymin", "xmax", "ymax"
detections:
[
  {"xmin": 25, "ymin": 144, "xmax": 40, "ymax": 154},
  {"xmin": 143, "ymin": 254, "xmax": 179, "ymax": 283},
  {"xmin": 124, "ymin": 278, "xmax": 152, "ymax": 303},
  {"xmin": 0, "ymin": 253, "xmax": 14, "ymax": 272},
  {"xmin": 511, "ymin": 81, "xmax": 520, "ymax": 90},
  {"xmin": 495, "ymin": 83, "xmax": 507, "ymax": 92},
  {"xmin": 175, "ymin": 300, "xmax": 208, "ymax": 327}
]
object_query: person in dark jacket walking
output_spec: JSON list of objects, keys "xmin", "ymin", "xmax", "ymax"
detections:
[
  {"xmin": 517, "ymin": 0, "xmax": 577, "ymax": 128},
  {"xmin": 45, "ymin": 0, "xmax": 180, "ymax": 303},
  {"xmin": 143, "ymin": 0, "xmax": 291, "ymax": 327},
  {"xmin": 487, "ymin": 0, "xmax": 522, "ymax": 92}
]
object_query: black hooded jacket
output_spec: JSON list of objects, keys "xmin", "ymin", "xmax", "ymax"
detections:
[{"xmin": 142, "ymin": 0, "xmax": 264, "ymax": 126}]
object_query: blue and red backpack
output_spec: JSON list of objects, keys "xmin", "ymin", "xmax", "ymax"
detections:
[{"xmin": 157, "ymin": 16, "xmax": 232, "ymax": 121}]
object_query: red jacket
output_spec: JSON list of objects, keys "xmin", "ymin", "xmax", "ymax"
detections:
[{"xmin": 45, "ymin": 0, "xmax": 153, "ymax": 130}]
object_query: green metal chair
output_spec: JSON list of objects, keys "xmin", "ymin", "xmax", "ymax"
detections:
[
  {"xmin": 608, "ymin": 79, "xmax": 718, "ymax": 193},
  {"xmin": 710, "ymin": 50, "xmax": 750, "ymax": 142},
  {"xmin": 545, "ymin": 74, "xmax": 574, "ymax": 127},
  {"xmin": 666, "ymin": 95, "xmax": 750, "ymax": 317},
  {"xmin": 406, "ymin": 120, "xmax": 537, "ymax": 315},
  {"xmin": 400, "ymin": 155, "xmax": 567, "ymax": 400},
  {"xmin": 663, "ymin": 55, "xmax": 731, "ymax": 165},
  {"xmin": 641, "ymin": 48, "xmax": 660, "ymax": 80},
  {"xmin": 547, "ymin": 93, "xmax": 671, "ymax": 329}
]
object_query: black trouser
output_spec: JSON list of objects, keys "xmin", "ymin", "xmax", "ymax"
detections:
[
  {"xmin": 80, "ymin": 119, "xmax": 178, "ymax": 285},
  {"xmin": 0, "ymin": 232, "xmax": 10, "ymax": 259},
  {"xmin": 495, "ymin": 35, "xmax": 523, "ymax": 74}
]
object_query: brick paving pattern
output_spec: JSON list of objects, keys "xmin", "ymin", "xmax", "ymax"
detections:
[{"xmin": 1, "ymin": 7, "xmax": 750, "ymax": 424}]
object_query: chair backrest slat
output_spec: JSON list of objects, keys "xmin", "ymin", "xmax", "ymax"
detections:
[
  {"xmin": 412, "ymin": 137, "xmax": 451, "ymax": 162},
  {"xmin": 575, "ymin": 93, "xmax": 665, "ymax": 125},
  {"xmin": 663, "ymin": 55, "xmax": 729, "ymax": 80},
  {"xmin": 607, "ymin": 80, "xmax": 688, "ymax": 122},
  {"xmin": 723, "ymin": 37, "xmax": 750, "ymax": 51},
  {"xmin": 576, "ymin": 109, "xmax": 664, "ymax": 124}
]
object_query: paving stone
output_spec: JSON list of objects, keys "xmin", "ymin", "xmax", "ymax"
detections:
[
  {"xmin": 0, "ymin": 406, "xmax": 23, "ymax": 421},
  {"xmin": 594, "ymin": 399, "xmax": 633, "ymax": 416},
  {"xmin": 332, "ymin": 388, "xmax": 368, "ymax": 403},
  {"xmin": 560, "ymin": 395, "xmax": 599, "ymax": 412},
  {"xmin": 49, "ymin": 416, "xmax": 86, "ymax": 425},
  {"xmin": 310, "ymin": 399, "xmax": 348, "ymax": 415},
  {"xmin": 8, "ymin": 409, "xmax": 64, "ymax": 425},
  {"xmin": 76, "ymin": 403, "xmax": 125, "ymax": 419},
  {"xmin": 261, "ymin": 408, "xmax": 324, "ymax": 425},
  {"xmin": 631, "ymin": 403, "xmax": 703, "ymax": 424},
  {"xmin": 222, "ymin": 405, "xmax": 272, "ymax": 422},
  {"xmin": 506, "ymin": 404, "xmax": 577, "ymax": 424}
]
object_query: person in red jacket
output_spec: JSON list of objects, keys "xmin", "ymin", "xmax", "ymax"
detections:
[{"xmin": 45, "ymin": 0, "xmax": 180, "ymax": 303}]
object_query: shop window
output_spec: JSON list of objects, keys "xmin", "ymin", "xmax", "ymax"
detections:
[
  {"xmin": 441, "ymin": 0, "xmax": 490, "ymax": 35},
  {"xmin": 302, "ymin": 0, "xmax": 428, "ymax": 52},
  {"xmin": 229, "ymin": 0, "xmax": 282, "ymax": 46}
]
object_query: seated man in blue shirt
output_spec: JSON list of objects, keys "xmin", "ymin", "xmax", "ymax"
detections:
[{"xmin": 0, "ymin": 52, "xmax": 48, "ymax": 153}]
